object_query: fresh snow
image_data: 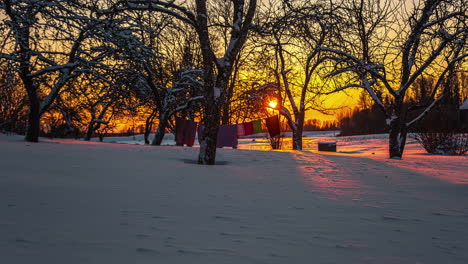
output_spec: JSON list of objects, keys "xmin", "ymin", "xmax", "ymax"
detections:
[{"xmin": 1, "ymin": 132, "xmax": 467, "ymax": 264}]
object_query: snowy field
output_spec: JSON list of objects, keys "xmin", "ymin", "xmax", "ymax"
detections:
[{"xmin": 1, "ymin": 132, "xmax": 467, "ymax": 264}]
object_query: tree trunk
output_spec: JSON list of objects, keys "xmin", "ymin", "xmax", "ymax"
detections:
[
  {"xmin": 85, "ymin": 121, "xmax": 99, "ymax": 141},
  {"xmin": 152, "ymin": 111, "xmax": 169, "ymax": 145},
  {"xmin": 198, "ymin": 100, "xmax": 220, "ymax": 165},
  {"xmin": 84, "ymin": 124, "xmax": 94, "ymax": 141},
  {"xmin": 25, "ymin": 99, "xmax": 40, "ymax": 142},
  {"xmin": 144, "ymin": 129, "xmax": 151, "ymax": 145},
  {"xmin": 292, "ymin": 126, "xmax": 303, "ymax": 150},
  {"xmin": 292, "ymin": 114, "xmax": 305, "ymax": 150},
  {"xmin": 388, "ymin": 119, "xmax": 408, "ymax": 159},
  {"xmin": 388, "ymin": 98, "xmax": 408, "ymax": 159}
]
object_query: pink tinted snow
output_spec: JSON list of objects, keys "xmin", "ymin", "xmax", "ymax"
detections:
[{"xmin": 1, "ymin": 132, "xmax": 467, "ymax": 264}]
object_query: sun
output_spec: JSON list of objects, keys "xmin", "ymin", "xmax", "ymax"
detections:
[{"xmin": 268, "ymin": 100, "xmax": 278, "ymax": 109}]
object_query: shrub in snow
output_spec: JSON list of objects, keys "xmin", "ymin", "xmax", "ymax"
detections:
[{"xmin": 414, "ymin": 132, "xmax": 468, "ymax": 155}]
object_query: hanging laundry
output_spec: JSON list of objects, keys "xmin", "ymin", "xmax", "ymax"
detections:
[
  {"xmin": 237, "ymin": 122, "xmax": 255, "ymax": 137},
  {"xmin": 237, "ymin": 123, "xmax": 245, "ymax": 137},
  {"xmin": 265, "ymin": 115, "xmax": 280, "ymax": 137},
  {"xmin": 243, "ymin": 122, "xmax": 254, "ymax": 135},
  {"xmin": 175, "ymin": 117, "xmax": 187, "ymax": 146},
  {"xmin": 217, "ymin": 124, "xmax": 238, "ymax": 148},
  {"xmin": 175, "ymin": 118, "xmax": 197, "ymax": 146},
  {"xmin": 252, "ymin": 119, "xmax": 263, "ymax": 134},
  {"xmin": 198, "ymin": 124, "xmax": 238, "ymax": 148},
  {"xmin": 184, "ymin": 120, "xmax": 198, "ymax": 147}
]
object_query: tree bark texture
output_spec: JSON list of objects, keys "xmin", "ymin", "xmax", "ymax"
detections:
[
  {"xmin": 292, "ymin": 126, "xmax": 303, "ymax": 150},
  {"xmin": 25, "ymin": 100, "xmax": 40, "ymax": 142},
  {"xmin": 152, "ymin": 111, "xmax": 169, "ymax": 146},
  {"xmin": 84, "ymin": 123, "xmax": 95, "ymax": 141},
  {"xmin": 388, "ymin": 123, "xmax": 408, "ymax": 159},
  {"xmin": 198, "ymin": 98, "xmax": 221, "ymax": 164},
  {"xmin": 388, "ymin": 99, "xmax": 408, "ymax": 159}
]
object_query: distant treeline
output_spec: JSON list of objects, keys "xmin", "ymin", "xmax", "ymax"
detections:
[
  {"xmin": 303, "ymin": 119, "xmax": 339, "ymax": 131},
  {"xmin": 336, "ymin": 74, "xmax": 467, "ymax": 136}
]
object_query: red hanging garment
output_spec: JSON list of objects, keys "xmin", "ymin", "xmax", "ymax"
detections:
[
  {"xmin": 237, "ymin": 123, "xmax": 245, "ymax": 137},
  {"xmin": 175, "ymin": 117, "xmax": 187, "ymax": 145},
  {"xmin": 265, "ymin": 115, "xmax": 280, "ymax": 137},
  {"xmin": 184, "ymin": 120, "xmax": 198, "ymax": 147},
  {"xmin": 243, "ymin": 122, "xmax": 254, "ymax": 136}
]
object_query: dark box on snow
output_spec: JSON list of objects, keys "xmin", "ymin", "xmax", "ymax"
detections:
[{"xmin": 318, "ymin": 142, "xmax": 337, "ymax": 152}]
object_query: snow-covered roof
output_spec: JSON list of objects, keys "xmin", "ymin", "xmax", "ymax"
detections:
[{"xmin": 461, "ymin": 99, "xmax": 468, "ymax": 110}]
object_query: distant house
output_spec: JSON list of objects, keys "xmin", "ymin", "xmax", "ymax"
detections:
[{"xmin": 460, "ymin": 99, "xmax": 468, "ymax": 126}]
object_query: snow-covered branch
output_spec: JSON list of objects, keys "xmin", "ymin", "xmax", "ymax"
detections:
[
  {"xmin": 406, "ymin": 94, "xmax": 445, "ymax": 128},
  {"xmin": 399, "ymin": 27, "xmax": 466, "ymax": 94},
  {"xmin": 169, "ymin": 95, "xmax": 204, "ymax": 118},
  {"xmin": 100, "ymin": 0, "xmax": 196, "ymax": 26},
  {"xmin": 28, "ymin": 63, "xmax": 78, "ymax": 78},
  {"xmin": 318, "ymin": 46, "xmax": 395, "ymax": 97}
]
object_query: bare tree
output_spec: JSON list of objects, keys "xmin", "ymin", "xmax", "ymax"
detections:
[
  {"xmin": 1, "ymin": 1, "xmax": 82, "ymax": 141},
  {"xmin": 134, "ymin": 62, "xmax": 203, "ymax": 146},
  {"xmin": 76, "ymin": 74, "xmax": 129, "ymax": 141},
  {"xmin": 258, "ymin": 0, "xmax": 338, "ymax": 150},
  {"xmin": 126, "ymin": 14, "xmax": 204, "ymax": 146},
  {"xmin": 320, "ymin": 0, "xmax": 467, "ymax": 158},
  {"xmin": 0, "ymin": 0, "xmax": 152, "ymax": 142},
  {"xmin": 108, "ymin": 0, "xmax": 258, "ymax": 164}
]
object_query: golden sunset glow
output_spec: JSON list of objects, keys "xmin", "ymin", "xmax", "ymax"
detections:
[{"xmin": 268, "ymin": 100, "xmax": 278, "ymax": 109}]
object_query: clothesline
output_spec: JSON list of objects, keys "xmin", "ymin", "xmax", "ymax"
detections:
[{"xmin": 174, "ymin": 116, "xmax": 281, "ymax": 148}]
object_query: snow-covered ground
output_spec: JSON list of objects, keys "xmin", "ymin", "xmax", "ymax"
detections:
[{"xmin": 1, "ymin": 132, "xmax": 467, "ymax": 264}]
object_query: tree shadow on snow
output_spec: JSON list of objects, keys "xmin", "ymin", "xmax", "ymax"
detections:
[{"xmin": 180, "ymin": 159, "xmax": 230, "ymax": 165}]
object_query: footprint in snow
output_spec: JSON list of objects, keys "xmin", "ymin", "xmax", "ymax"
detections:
[
  {"xmin": 176, "ymin": 248, "xmax": 204, "ymax": 255},
  {"xmin": 382, "ymin": 215, "xmax": 403, "ymax": 221},
  {"xmin": 136, "ymin": 247, "xmax": 159, "ymax": 255}
]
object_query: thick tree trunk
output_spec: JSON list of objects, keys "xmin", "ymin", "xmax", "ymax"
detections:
[
  {"xmin": 388, "ymin": 98, "xmax": 408, "ymax": 159},
  {"xmin": 84, "ymin": 124, "xmax": 94, "ymax": 141},
  {"xmin": 152, "ymin": 111, "xmax": 169, "ymax": 146},
  {"xmin": 85, "ymin": 120, "xmax": 101, "ymax": 141},
  {"xmin": 25, "ymin": 100, "xmax": 40, "ymax": 142},
  {"xmin": 198, "ymin": 100, "xmax": 220, "ymax": 165},
  {"xmin": 388, "ymin": 128, "xmax": 407, "ymax": 159},
  {"xmin": 292, "ymin": 114, "xmax": 305, "ymax": 150},
  {"xmin": 144, "ymin": 130, "xmax": 151, "ymax": 145},
  {"xmin": 292, "ymin": 126, "xmax": 303, "ymax": 150},
  {"xmin": 388, "ymin": 119, "xmax": 408, "ymax": 159}
]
